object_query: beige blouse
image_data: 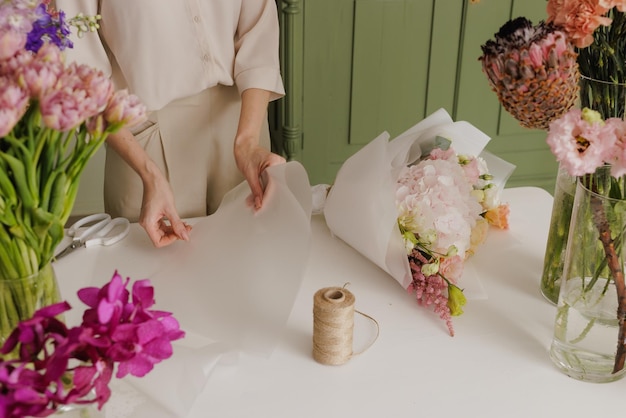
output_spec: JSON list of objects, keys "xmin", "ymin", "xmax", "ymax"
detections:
[{"xmin": 57, "ymin": 0, "xmax": 285, "ymax": 111}]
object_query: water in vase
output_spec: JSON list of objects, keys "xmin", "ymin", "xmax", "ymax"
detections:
[{"xmin": 549, "ymin": 277, "xmax": 626, "ymax": 383}]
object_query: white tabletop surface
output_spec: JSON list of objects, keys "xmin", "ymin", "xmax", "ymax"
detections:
[{"xmin": 54, "ymin": 187, "xmax": 626, "ymax": 418}]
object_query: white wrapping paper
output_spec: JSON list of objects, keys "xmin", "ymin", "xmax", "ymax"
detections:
[
  {"xmin": 56, "ymin": 161, "xmax": 313, "ymax": 418},
  {"xmin": 323, "ymin": 108, "xmax": 515, "ymax": 293},
  {"xmin": 148, "ymin": 161, "xmax": 313, "ymax": 356}
]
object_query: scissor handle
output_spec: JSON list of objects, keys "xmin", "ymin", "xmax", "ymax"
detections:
[
  {"xmin": 67, "ymin": 213, "xmax": 112, "ymax": 241},
  {"xmin": 84, "ymin": 217, "xmax": 130, "ymax": 247}
]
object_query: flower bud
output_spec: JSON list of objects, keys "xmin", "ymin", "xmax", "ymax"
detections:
[{"xmin": 447, "ymin": 284, "xmax": 467, "ymax": 316}]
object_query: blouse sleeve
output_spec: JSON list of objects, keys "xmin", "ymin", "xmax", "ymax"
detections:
[
  {"xmin": 235, "ymin": 0, "xmax": 285, "ymax": 101},
  {"xmin": 55, "ymin": 0, "xmax": 111, "ymax": 77}
]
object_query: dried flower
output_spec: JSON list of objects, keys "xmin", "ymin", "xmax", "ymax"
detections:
[{"xmin": 479, "ymin": 17, "xmax": 580, "ymax": 130}]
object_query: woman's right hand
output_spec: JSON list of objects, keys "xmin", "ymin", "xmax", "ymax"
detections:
[
  {"xmin": 138, "ymin": 172, "xmax": 192, "ymax": 247},
  {"xmin": 106, "ymin": 127, "xmax": 191, "ymax": 248}
]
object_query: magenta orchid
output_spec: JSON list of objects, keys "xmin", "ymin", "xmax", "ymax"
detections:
[{"xmin": 0, "ymin": 271, "xmax": 185, "ymax": 417}]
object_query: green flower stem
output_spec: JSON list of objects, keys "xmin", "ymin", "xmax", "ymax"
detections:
[{"xmin": 0, "ymin": 263, "xmax": 59, "ymax": 350}]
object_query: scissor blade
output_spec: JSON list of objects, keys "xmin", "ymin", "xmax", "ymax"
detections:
[{"xmin": 54, "ymin": 241, "xmax": 81, "ymax": 261}]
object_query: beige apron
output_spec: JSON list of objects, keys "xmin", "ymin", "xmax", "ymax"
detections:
[{"xmin": 103, "ymin": 85, "xmax": 271, "ymax": 221}]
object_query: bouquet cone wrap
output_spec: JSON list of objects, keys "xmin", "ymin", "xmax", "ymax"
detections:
[{"xmin": 323, "ymin": 108, "xmax": 514, "ymax": 290}]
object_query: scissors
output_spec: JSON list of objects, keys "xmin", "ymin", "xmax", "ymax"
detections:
[{"xmin": 55, "ymin": 213, "xmax": 130, "ymax": 261}]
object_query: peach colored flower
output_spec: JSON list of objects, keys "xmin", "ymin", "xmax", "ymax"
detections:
[
  {"xmin": 600, "ymin": 0, "xmax": 626, "ymax": 12},
  {"xmin": 484, "ymin": 204, "xmax": 510, "ymax": 230},
  {"xmin": 547, "ymin": 0, "xmax": 611, "ymax": 48}
]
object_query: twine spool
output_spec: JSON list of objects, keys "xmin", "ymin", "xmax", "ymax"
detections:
[{"xmin": 312, "ymin": 286, "xmax": 356, "ymax": 365}]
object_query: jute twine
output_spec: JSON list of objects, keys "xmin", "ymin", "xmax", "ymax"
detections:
[{"xmin": 312, "ymin": 285, "xmax": 379, "ymax": 366}]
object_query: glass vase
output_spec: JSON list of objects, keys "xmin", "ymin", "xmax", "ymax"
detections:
[
  {"xmin": 540, "ymin": 75, "xmax": 626, "ymax": 303},
  {"xmin": 549, "ymin": 166, "xmax": 626, "ymax": 383},
  {"xmin": 0, "ymin": 263, "xmax": 61, "ymax": 348},
  {"xmin": 540, "ymin": 164, "xmax": 577, "ymax": 304}
]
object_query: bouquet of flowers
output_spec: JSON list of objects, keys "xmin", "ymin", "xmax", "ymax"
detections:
[
  {"xmin": 0, "ymin": 270, "xmax": 185, "ymax": 417},
  {"xmin": 397, "ymin": 143, "xmax": 510, "ymax": 335},
  {"xmin": 322, "ymin": 109, "xmax": 514, "ymax": 335},
  {"xmin": 0, "ymin": 0, "xmax": 146, "ymax": 339}
]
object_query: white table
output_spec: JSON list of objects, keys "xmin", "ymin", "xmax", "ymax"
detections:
[{"xmin": 55, "ymin": 187, "xmax": 626, "ymax": 418}]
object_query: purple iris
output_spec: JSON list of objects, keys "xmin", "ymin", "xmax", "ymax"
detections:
[{"xmin": 25, "ymin": 3, "xmax": 72, "ymax": 53}]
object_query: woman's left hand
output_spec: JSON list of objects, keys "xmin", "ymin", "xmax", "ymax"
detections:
[{"xmin": 234, "ymin": 142, "xmax": 285, "ymax": 210}]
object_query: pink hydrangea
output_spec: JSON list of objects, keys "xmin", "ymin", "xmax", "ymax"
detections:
[{"xmin": 396, "ymin": 158, "xmax": 482, "ymax": 255}]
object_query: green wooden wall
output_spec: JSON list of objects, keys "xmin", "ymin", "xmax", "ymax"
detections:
[{"xmin": 273, "ymin": 0, "xmax": 559, "ymax": 193}]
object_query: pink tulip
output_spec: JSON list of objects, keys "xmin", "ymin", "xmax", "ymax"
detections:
[
  {"xmin": 104, "ymin": 89, "xmax": 147, "ymax": 128},
  {"xmin": 19, "ymin": 51, "xmax": 62, "ymax": 98},
  {"xmin": 39, "ymin": 87, "xmax": 86, "ymax": 131},
  {"xmin": 0, "ymin": 29, "xmax": 25, "ymax": 60},
  {"xmin": 0, "ymin": 76, "xmax": 28, "ymax": 136}
]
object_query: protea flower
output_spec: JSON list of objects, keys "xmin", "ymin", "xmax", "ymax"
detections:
[{"xmin": 479, "ymin": 17, "xmax": 580, "ymax": 130}]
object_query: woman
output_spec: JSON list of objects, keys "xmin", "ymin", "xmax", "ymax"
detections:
[{"xmin": 58, "ymin": 0, "xmax": 286, "ymax": 247}]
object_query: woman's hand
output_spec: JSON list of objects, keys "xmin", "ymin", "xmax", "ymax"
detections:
[
  {"xmin": 138, "ymin": 170, "xmax": 192, "ymax": 247},
  {"xmin": 106, "ymin": 127, "xmax": 191, "ymax": 248},
  {"xmin": 234, "ymin": 142, "xmax": 286, "ymax": 209},
  {"xmin": 233, "ymin": 88, "xmax": 285, "ymax": 210}
]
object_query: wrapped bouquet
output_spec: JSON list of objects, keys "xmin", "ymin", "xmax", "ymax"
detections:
[{"xmin": 322, "ymin": 109, "xmax": 514, "ymax": 335}]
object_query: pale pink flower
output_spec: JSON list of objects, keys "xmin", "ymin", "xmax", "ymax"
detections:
[
  {"xmin": 546, "ymin": 0, "xmax": 612, "ymax": 48},
  {"xmin": 428, "ymin": 147, "xmax": 456, "ymax": 162},
  {"xmin": 460, "ymin": 156, "xmax": 480, "ymax": 184},
  {"xmin": 19, "ymin": 45, "xmax": 63, "ymax": 97},
  {"xmin": 69, "ymin": 62, "xmax": 113, "ymax": 115},
  {"xmin": 0, "ymin": 48, "xmax": 31, "ymax": 76},
  {"xmin": 546, "ymin": 107, "xmax": 617, "ymax": 176},
  {"xmin": 605, "ymin": 118, "xmax": 626, "ymax": 177},
  {"xmin": 34, "ymin": 41, "xmax": 64, "ymax": 64},
  {"xmin": 0, "ymin": 28, "xmax": 25, "ymax": 60},
  {"xmin": 104, "ymin": 89, "xmax": 147, "ymax": 128},
  {"xmin": 0, "ymin": 75, "xmax": 28, "ymax": 136},
  {"xmin": 40, "ymin": 87, "xmax": 86, "ymax": 131},
  {"xmin": 439, "ymin": 255, "xmax": 464, "ymax": 283},
  {"xmin": 397, "ymin": 158, "xmax": 482, "ymax": 255},
  {"xmin": 40, "ymin": 63, "xmax": 113, "ymax": 131}
]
